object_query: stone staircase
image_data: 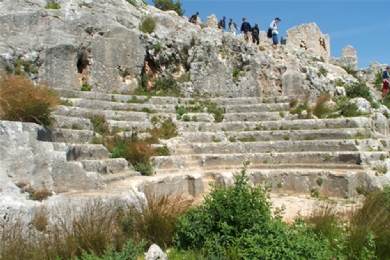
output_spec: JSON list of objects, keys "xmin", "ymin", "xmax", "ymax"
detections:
[{"xmin": 49, "ymin": 89, "xmax": 390, "ymax": 197}]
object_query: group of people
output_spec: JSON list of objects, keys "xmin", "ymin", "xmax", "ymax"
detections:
[{"xmin": 188, "ymin": 12, "xmax": 282, "ymax": 49}]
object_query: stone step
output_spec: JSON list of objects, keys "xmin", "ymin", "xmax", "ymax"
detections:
[
  {"xmin": 224, "ymin": 103, "xmax": 290, "ymax": 113},
  {"xmin": 68, "ymin": 99, "xmax": 176, "ymax": 113},
  {"xmin": 175, "ymin": 117, "xmax": 373, "ymax": 132},
  {"xmin": 154, "ymin": 163, "xmax": 366, "ymax": 174},
  {"xmin": 56, "ymin": 89, "xmax": 262, "ymax": 106},
  {"xmin": 173, "ymin": 128, "xmax": 373, "ymax": 143},
  {"xmin": 53, "ymin": 115, "xmax": 94, "ymax": 130},
  {"xmin": 222, "ymin": 111, "xmax": 283, "ymax": 122},
  {"xmin": 75, "ymin": 158, "xmax": 129, "ymax": 174},
  {"xmin": 37, "ymin": 128, "xmax": 96, "ymax": 143},
  {"xmin": 107, "ymin": 119, "xmax": 154, "ymax": 132},
  {"xmin": 54, "ymin": 106, "xmax": 150, "ymax": 121},
  {"xmin": 102, "ymin": 171, "xmax": 142, "ymax": 184},
  {"xmin": 151, "ymin": 151, "xmax": 386, "ymax": 170},
  {"xmin": 171, "ymin": 139, "xmax": 387, "ymax": 154},
  {"xmin": 53, "ymin": 143, "xmax": 110, "ymax": 161}
]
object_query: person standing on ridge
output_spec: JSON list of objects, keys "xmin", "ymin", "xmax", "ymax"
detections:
[
  {"xmin": 228, "ymin": 18, "xmax": 239, "ymax": 35},
  {"xmin": 240, "ymin": 18, "xmax": 251, "ymax": 42},
  {"xmin": 189, "ymin": 12, "xmax": 199, "ymax": 24},
  {"xmin": 252, "ymin": 23, "xmax": 260, "ymax": 45},
  {"xmin": 269, "ymin": 17, "xmax": 281, "ymax": 49},
  {"xmin": 218, "ymin": 16, "xmax": 226, "ymax": 31},
  {"xmin": 382, "ymin": 66, "xmax": 390, "ymax": 94}
]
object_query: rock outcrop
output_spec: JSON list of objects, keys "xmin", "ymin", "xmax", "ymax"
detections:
[{"xmin": 330, "ymin": 45, "xmax": 358, "ymax": 69}]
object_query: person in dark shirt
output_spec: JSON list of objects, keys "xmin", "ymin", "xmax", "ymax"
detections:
[
  {"xmin": 218, "ymin": 16, "xmax": 226, "ymax": 31},
  {"xmin": 240, "ymin": 18, "xmax": 251, "ymax": 42},
  {"xmin": 189, "ymin": 12, "xmax": 199, "ymax": 24},
  {"xmin": 252, "ymin": 23, "xmax": 260, "ymax": 45}
]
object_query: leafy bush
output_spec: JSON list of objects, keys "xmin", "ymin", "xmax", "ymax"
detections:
[
  {"xmin": 0, "ymin": 74, "xmax": 58, "ymax": 126},
  {"xmin": 140, "ymin": 16, "xmax": 156, "ymax": 33},
  {"xmin": 174, "ymin": 164, "xmax": 333, "ymax": 259},
  {"xmin": 346, "ymin": 82, "xmax": 372, "ymax": 102},
  {"xmin": 133, "ymin": 161, "xmax": 154, "ymax": 176},
  {"xmin": 339, "ymin": 102, "xmax": 362, "ymax": 117},
  {"xmin": 152, "ymin": 0, "xmax": 184, "ymax": 16}
]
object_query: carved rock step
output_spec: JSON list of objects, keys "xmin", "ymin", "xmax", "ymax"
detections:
[
  {"xmin": 172, "ymin": 128, "xmax": 373, "ymax": 143},
  {"xmin": 56, "ymin": 89, "xmax": 261, "ymax": 106},
  {"xmin": 37, "ymin": 128, "xmax": 96, "ymax": 143},
  {"xmin": 102, "ymin": 170, "xmax": 141, "ymax": 184},
  {"xmin": 172, "ymin": 139, "xmax": 384, "ymax": 154},
  {"xmin": 154, "ymin": 163, "xmax": 367, "ymax": 175},
  {"xmin": 54, "ymin": 106, "xmax": 150, "ymax": 121},
  {"xmin": 53, "ymin": 143, "xmax": 109, "ymax": 161},
  {"xmin": 176, "ymin": 117, "xmax": 373, "ymax": 132},
  {"xmin": 67, "ymin": 99, "xmax": 176, "ymax": 113},
  {"xmin": 107, "ymin": 119, "xmax": 153, "ymax": 132},
  {"xmin": 222, "ymin": 111, "xmax": 283, "ymax": 122},
  {"xmin": 151, "ymin": 151, "xmax": 387, "ymax": 170},
  {"xmin": 224, "ymin": 103, "xmax": 290, "ymax": 113},
  {"xmin": 69, "ymin": 158, "xmax": 129, "ymax": 174},
  {"xmin": 52, "ymin": 115, "xmax": 94, "ymax": 130}
]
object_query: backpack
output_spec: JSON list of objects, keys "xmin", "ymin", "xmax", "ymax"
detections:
[
  {"xmin": 267, "ymin": 28, "xmax": 272, "ymax": 38},
  {"xmin": 218, "ymin": 20, "xmax": 222, "ymax": 29}
]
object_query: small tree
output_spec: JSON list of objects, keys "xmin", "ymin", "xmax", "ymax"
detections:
[
  {"xmin": 152, "ymin": 0, "xmax": 184, "ymax": 16},
  {"xmin": 139, "ymin": 16, "xmax": 156, "ymax": 33}
]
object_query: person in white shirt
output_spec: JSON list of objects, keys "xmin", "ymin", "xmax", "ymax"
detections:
[{"xmin": 269, "ymin": 17, "xmax": 281, "ymax": 49}]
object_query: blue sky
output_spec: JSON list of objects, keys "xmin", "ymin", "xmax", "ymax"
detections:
[{"xmin": 147, "ymin": 0, "xmax": 390, "ymax": 68}]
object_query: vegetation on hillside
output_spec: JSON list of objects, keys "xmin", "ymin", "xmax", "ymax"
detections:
[
  {"xmin": 152, "ymin": 0, "xmax": 184, "ymax": 16},
  {"xmin": 0, "ymin": 74, "xmax": 58, "ymax": 126}
]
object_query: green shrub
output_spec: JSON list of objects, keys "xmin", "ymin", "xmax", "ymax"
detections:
[
  {"xmin": 174, "ymin": 164, "xmax": 333, "ymax": 258},
  {"xmin": 374, "ymin": 71, "xmax": 383, "ymax": 91},
  {"xmin": 127, "ymin": 0, "xmax": 138, "ymax": 7},
  {"xmin": 152, "ymin": 0, "xmax": 184, "ymax": 16},
  {"xmin": 339, "ymin": 102, "xmax": 361, "ymax": 117},
  {"xmin": 133, "ymin": 162, "xmax": 154, "ymax": 176},
  {"xmin": 140, "ymin": 16, "xmax": 156, "ymax": 33},
  {"xmin": 232, "ymin": 69, "xmax": 239, "ymax": 82},
  {"xmin": 89, "ymin": 114, "xmax": 110, "ymax": 136},
  {"xmin": 80, "ymin": 83, "xmax": 91, "ymax": 91},
  {"xmin": 346, "ymin": 82, "xmax": 372, "ymax": 101},
  {"xmin": 45, "ymin": 0, "xmax": 61, "ymax": 9},
  {"xmin": 0, "ymin": 74, "xmax": 58, "ymax": 126}
]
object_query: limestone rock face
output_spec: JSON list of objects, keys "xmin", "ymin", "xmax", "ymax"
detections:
[
  {"xmin": 206, "ymin": 13, "xmax": 218, "ymax": 28},
  {"xmin": 145, "ymin": 244, "xmax": 168, "ymax": 260},
  {"xmin": 0, "ymin": 121, "xmax": 103, "ymax": 193},
  {"xmin": 286, "ymin": 23, "xmax": 330, "ymax": 62},
  {"xmin": 330, "ymin": 45, "xmax": 358, "ymax": 69}
]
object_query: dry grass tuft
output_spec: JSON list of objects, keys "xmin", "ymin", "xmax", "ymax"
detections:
[
  {"xmin": 0, "ymin": 74, "xmax": 58, "ymax": 126},
  {"xmin": 120, "ymin": 190, "xmax": 194, "ymax": 248}
]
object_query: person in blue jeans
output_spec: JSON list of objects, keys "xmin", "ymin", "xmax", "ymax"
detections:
[{"xmin": 269, "ymin": 17, "xmax": 281, "ymax": 49}]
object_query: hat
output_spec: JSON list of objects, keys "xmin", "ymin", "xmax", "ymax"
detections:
[
  {"xmin": 196, "ymin": 12, "xmax": 199, "ymax": 15},
  {"xmin": 275, "ymin": 17, "xmax": 281, "ymax": 21},
  {"xmin": 223, "ymin": 16, "xmax": 226, "ymax": 19}
]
